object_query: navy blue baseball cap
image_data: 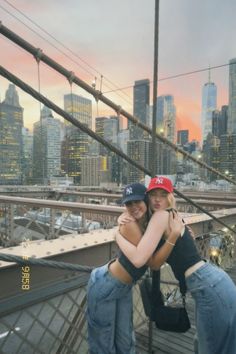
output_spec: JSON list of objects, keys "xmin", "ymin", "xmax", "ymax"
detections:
[{"xmin": 122, "ymin": 183, "xmax": 147, "ymax": 204}]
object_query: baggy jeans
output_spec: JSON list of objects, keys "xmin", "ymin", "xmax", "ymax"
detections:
[
  {"xmin": 186, "ymin": 262, "xmax": 236, "ymax": 354},
  {"xmin": 87, "ymin": 263, "xmax": 136, "ymax": 354}
]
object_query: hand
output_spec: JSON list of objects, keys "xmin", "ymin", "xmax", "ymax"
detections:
[
  {"xmin": 168, "ymin": 210, "xmax": 185, "ymax": 240},
  {"xmin": 117, "ymin": 212, "xmax": 135, "ymax": 225}
]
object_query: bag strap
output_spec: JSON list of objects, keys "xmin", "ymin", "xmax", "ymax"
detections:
[
  {"xmin": 152, "ymin": 268, "xmax": 187, "ymax": 307},
  {"xmin": 179, "ymin": 279, "xmax": 187, "ymax": 307},
  {"xmin": 151, "ymin": 269, "xmax": 163, "ymax": 308},
  {"xmin": 152, "ymin": 269, "xmax": 161, "ymax": 293}
]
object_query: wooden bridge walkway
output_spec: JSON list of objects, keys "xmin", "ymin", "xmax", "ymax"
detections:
[{"xmin": 136, "ymin": 262, "xmax": 236, "ymax": 354}]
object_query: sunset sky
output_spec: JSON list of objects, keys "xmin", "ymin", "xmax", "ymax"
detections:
[{"xmin": 1, "ymin": 0, "xmax": 236, "ymax": 141}]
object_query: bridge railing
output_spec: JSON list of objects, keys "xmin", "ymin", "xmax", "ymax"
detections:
[
  {"xmin": 0, "ymin": 196, "xmax": 123, "ymax": 247},
  {"xmin": 1, "ymin": 195, "xmax": 236, "ymax": 248},
  {"xmin": 0, "ymin": 230, "xmax": 235, "ymax": 354},
  {"xmin": 0, "ymin": 266, "xmax": 146, "ymax": 354}
]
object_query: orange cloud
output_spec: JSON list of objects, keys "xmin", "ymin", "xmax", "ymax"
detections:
[
  {"xmin": 176, "ymin": 113, "xmax": 201, "ymax": 141},
  {"xmin": 175, "ymin": 95, "xmax": 202, "ymax": 141}
]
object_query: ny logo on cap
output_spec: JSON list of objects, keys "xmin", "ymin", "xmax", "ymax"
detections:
[
  {"xmin": 155, "ymin": 177, "xmax": 164, "ymax": 185},
  {"xmin": 125, "ymin": 187, "xmax": 133, "ymax": 195}
]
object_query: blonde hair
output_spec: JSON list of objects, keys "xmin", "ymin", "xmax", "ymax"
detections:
[{"xmin": 167, "ymin": 193, "xmax": 176, "ymax": 209}]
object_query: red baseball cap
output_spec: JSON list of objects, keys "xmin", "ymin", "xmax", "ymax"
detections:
[{"xmin": 147, "ymin": 176, "xmax": 174, "ymax": 193}]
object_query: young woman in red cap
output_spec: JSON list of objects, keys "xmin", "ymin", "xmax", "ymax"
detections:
[
  {"xmin": 116, "ymin": 176, "xmax": 236, "ymax": 354},
  {"xmin": 87, "ymin": 182, "xmax": 184, "ymax": 354}
]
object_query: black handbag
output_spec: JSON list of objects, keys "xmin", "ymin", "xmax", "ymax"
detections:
[{"xmin": 139, "ymin": 270, "xmax": 191, "ymax": 333}]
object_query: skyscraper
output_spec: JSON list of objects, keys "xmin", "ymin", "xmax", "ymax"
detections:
[
  {"xmin": 118, "ymin": 129, "xmax": 130, "ymax": 154},
  {"xmin": 177, "ymin": 130, "xmax": 189, "ymax": 146},
  {"xmin": 0, "ymin": 84, "xmax": 23, "ymax": 184},
  {"xmin": 156, "ymin": 95, "xmax": 176, "ymax": 142},
  {"xmin": 104, "ymin": 116, "xmax": 119, "ymax": 145},
  {"xmin": 127, "ymin": 140, "xmax": 151, "ymax": 183},
  {"xmin": 212, "ymin": 106, "xmax": 228, "ymax": 138},
  {"xmin": 95, "ymin": 116, "xmax": 108, "ymax": 156},
  {"xmin": 64, "ymin": 94, "xmax": 92, "ymax": 129},
  {"xmin": 228, "ymin": 58, "xmax": 236, "ymax": 133},
  {"xmin": 201, "ymin": 71, "xmax": 217, "ymax": 142},
  {"xmin": 62, "ymin": 94, "xmax": 92, "ymax": 183},
  {"xmin": 22, "ymin": 127, "xmax": 33, "ymax": 183},
  {"xmin": 96, "ymin": 116, "xmax": 121, "ymax": 184},
  {"xmin": 33, "ymin": 106, "xmax": 61, "ymax": 183},
  {"xmin": 219, "ymin": 134, "xmax": 236, "ymax": 178},
  {"xmin": 155, "ymin": 95, "xmax": 176, "ymax": 175},
  {"xmin": 130, "ymin": 79, "xmax": 150, "ymax": 139},
  {"xmin": 202, "ymin": 133, "xmax": 220, "ymax": 181},
  {"xmin": 81, "ymin": 156, "xmax": 108, "ymax": 186}
]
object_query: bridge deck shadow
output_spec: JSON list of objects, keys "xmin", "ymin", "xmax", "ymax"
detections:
[{"xmin": 135, "ymin": 262, "xmax": 236, "ymax": 354}]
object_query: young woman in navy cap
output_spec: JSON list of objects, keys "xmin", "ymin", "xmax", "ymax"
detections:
[
  {"xmin": 87, "ymin": 182, "xmax": 183, "ymax": 354},
  {"xmin": 116, "ymin": 176, "xmax": 236, "ymax": 354}
]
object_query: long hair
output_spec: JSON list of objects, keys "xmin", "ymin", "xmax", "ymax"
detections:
[{"xmin": 167, "ymin": 193, "xmax": 176, "ymax": 209}]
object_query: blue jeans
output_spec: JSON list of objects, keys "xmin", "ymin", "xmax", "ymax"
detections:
[
  {"xmin": 186, "ymin": 262, "xmax": 236, "ymax": 354},
  {"xmin": 87, "ymin": 263, "xmax": 136, "ymax": 354}
]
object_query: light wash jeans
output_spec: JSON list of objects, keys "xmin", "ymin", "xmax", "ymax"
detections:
[
  {"xmin": 87, "ymin": 263, "xmax": 136, "ymax": 354},
  {"xmin": 186, "ymin": 262, "xmax": 236, "ymax": 354}
]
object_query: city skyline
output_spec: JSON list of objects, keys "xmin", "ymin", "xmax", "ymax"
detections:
[
  {"xmin": 1, "ymin": 0, "xmax": 236, "ymax": 140},
  {"xmin": 1, "ymin": 80, "xmax": 236, "ymax": 185}
]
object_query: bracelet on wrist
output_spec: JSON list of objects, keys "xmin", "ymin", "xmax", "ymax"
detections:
[{"xmin": 166, "ymin": 240, "xmax": 175, "ymax": 246}]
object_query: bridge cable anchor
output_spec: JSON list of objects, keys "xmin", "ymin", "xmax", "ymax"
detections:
[
  {"xmin": 34, "ymin": 48, "xmax": 43, "ymax": 63},
  {"xmin": 67, "ymin": 71, "xmax": 75, "ymax": 85}
]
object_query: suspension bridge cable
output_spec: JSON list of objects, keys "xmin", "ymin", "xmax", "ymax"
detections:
[
  {"xmin": 0, "ymin": 64, "xmax": 149, "ymax": 176},
  {"xmin": 103, "ymin": 62, "xmax": 231, "ymax": 94},
  {"xmin": 0, "ymin": 64, "xmax": 235, "ymax": 235},
  {"xmin": 2, "ymin": 0, "xmax": 231, "ymax": 107},
  {"xmin": 0, "ymin": 253, "xmax": 94, "ymax": 272},
  {"xmin": 1, "ymin": 2, "xmax": 232, "ymax": 112},
  {"xmin": 0, "ymin": 4, "xmax": 96, "ymax": 80},
  {"xmin": 6, "ymin": 0, "xmax": 229, "ymax": 99},
  {"xmin": 0, "ymin": 1, "xmax": 133, "ymax": 107},
  {"xmin": 0, "ymin": 21, "xmax": 234, "ymax": 186},
  {"xmin": 173, "ymin": 189, "xmax": 236, "ymax": 235}
]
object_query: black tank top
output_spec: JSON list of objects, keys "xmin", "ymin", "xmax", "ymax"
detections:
[
  {"xmin": 157, "ymin": 224, "xmax": 202, "ymax": 293},
  {"xmin": 118, "ymin": 210, "xmax": 201, "ymax": 285},
  {"xmin": 118, "ymin": 252, "xmax": 147, "ymax": 281}
]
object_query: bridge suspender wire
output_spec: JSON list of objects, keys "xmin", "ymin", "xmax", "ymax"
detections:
[
  {"xmin": 151, "ymin": 0, "xmax": 159, "ymax": 176},
  {"xmin": 0, "ymin": 65, "xmax": 150, "ymax": 176},
  {"xmin": 0, "ymin": 22, "xmax": 235, "ymax": 186},
  {"xmin": 0, "ymin": 66, "xmax": 235, "ymax": 235}
]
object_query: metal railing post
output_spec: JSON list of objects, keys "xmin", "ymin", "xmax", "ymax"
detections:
[
  {"xmin": 7, "ymin": 204, "xmax": 14, "ymax": 242},
  {"xmin": 49, "ymin": 208, "xmax": 56, "ymax": 239}
]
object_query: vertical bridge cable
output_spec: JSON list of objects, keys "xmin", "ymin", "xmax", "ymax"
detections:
[
  {"xmin": 91, "ymin": 76, "xmax": 99, "ymax": 117},
  {"xmin": 151, "ymin": 0, "xmax": 159, "ymax": 178},
  {"xmin": 35, "ymin": 49, "xmax": 44, "ymax": 185}
]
